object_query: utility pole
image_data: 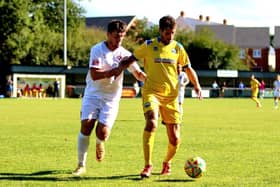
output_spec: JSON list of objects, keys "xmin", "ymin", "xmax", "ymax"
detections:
[{"xmin": 64, "ymin": 0, "xmax": 67, "ymax": 66}]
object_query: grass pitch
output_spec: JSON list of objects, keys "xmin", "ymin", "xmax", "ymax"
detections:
[{"xmin": 0, "ymin": 98, "xmax": 279, "ymax": 187}]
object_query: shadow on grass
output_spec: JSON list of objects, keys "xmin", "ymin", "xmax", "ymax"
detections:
[
  {"xmin": 0, "ymin": 170, "xmax": 195, "ymax": 183},
  {"xmin": 156, "ymin": 179, "xmax": 195, "ymax": 182},
  {"xmin": 0, "ymin": 170, "xmax": 140, "ymax": 181},
  {"xmin": 152, "ymin": 172, "xmax": 195, "ymax": 183}
]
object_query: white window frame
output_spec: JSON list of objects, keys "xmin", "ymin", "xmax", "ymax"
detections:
[
  {"xmin": 252, "ymin": 49, "xmax": 262, "ymax": 58},
  {"xmin": 239, "ymin": 49, "xmax": 246, "ymax": 59}
]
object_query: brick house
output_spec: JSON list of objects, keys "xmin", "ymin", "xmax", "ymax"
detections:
[
  {"xmin": 235, "ymin": 27, "xmax": 270, "ymax": 72},
  {"xmin": 196, "ymin": 24, "xmax": 270, "ymax": 72},
  {"xmin": 274, "ymin": 26, "xmax": 280, "ymax": 72}
]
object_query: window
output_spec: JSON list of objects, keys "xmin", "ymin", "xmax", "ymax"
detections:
[
  {"xmin": 239, "ymin": 49, "xmax": 245, "ymax": 59},
  {"xmin": 252, "ymin": 49, "xmax": 261, "ymax": 58}
]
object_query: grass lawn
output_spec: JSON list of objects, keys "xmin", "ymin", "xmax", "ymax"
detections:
[{"xmin": 0, "ymin": 98, "xmax": 279, "ymax": 187}]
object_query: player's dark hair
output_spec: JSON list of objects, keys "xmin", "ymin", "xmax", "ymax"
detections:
[
  {"xmin": 159, "ymin": 16, "xmax": 176, "ymax": 30},
  {"xmin": 107, "ymin": 20, "xmax": 127, "ymax": 33}
]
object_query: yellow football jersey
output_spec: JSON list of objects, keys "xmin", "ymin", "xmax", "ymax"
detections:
[
  {"xmin": 134, "ymin": 37, "xmax": 190, "ymax": 97},
  {"xmin": 250, "ymin": 79, "xmax": 260, "ymax": 90}
]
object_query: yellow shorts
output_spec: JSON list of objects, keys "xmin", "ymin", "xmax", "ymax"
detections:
[
  {"xmin": 142, "ymin": 92, "xmax": 181, "ymax": 124},
  {"xmin": 252, "ymin": 89, "xmax": 259, "ymax": 97}
]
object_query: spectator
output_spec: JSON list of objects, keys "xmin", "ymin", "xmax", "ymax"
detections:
[
  {"xmin": 212, "ymin": 80, "xmax": 219, "ymax": 97},
  {"xmin": 46, "ymin": 84, "xmax": 54, "ymax": 97},
  {"xmin": 23, "ymin": 84, "xmax": 31, "ymax": 97},
  {"xmin": 53, "ymin": 79, "xmax": 60, "ymax": 98},
  {"xmin": 31, "ymin": 83, "xmax": 38, "ymax": 98},
  {"xmin": 6, "ymin": 80, "xmax": 13, "ymax": 97},
  {"xmin": 220, "ymin": 81, "xmax": 227, "ymax": 97},
  {"xmin": 17, "ymin": 88, "xmax": 22, "ymax": 97},
  {"xmin": 238, "ymin": 80, "xmax": 245, "ymax": 97},
  {"xmin": 38, "ymin": 83, "xmax": 44, "ymax": 98}
]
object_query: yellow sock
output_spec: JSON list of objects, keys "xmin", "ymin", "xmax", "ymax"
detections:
[
  {"xmin": 163, "ymin": 143, "xmax": 180, "ymax": 163},
  {"xmin": 143, "ymin": 131, "xmax": 155, "ymax": 166}
]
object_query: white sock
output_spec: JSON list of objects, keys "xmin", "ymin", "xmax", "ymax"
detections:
[
  {"xmin": 77, "ymin": 132, "xmax": 90, "ymax": 167},
  {"xmin": 96, "ymin": 137, "xmax": 104, "ymax": 145}
]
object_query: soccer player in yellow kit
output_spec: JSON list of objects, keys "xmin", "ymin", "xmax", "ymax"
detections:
[
  {"xmin": 125, "ymin": 15, "xmax": 202, "ymax": 178},
  {"xmin": 250, "ymin": 74, "xmax": 262, "ymax": 108}
]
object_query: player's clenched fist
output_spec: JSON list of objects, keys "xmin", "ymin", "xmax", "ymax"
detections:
[{"xmin": 119, "ymin": 56, "xmax": 137, "ymax": 69}]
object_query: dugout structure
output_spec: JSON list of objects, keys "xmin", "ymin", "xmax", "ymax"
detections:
[{"xmin": 12, "ymin": 74, "xmax": 66, "ymax": 98}]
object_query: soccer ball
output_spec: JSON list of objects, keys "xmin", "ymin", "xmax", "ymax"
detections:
[{"xmin": 184, "ymin": 156, "xmax": 206, "ymax": 178}]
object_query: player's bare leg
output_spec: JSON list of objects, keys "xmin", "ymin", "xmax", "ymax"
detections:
[{"xmin": 95, "ymin": 123, "xmax": 110, "ymax": 162}]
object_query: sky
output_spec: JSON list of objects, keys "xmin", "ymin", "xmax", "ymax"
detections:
[{"xmin": 76, "ymin": 0, "xmax": 279, "ymax": 34}]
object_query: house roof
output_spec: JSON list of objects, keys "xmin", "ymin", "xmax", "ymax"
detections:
[
  {"xmin": 196, "ymin": 24, "xmax": 236, "ymax": 44},
  {"xmin": 177, "ymin": 16, "xmax": 220, "ymax": 31},
  {"xmin": 196, "ymin": 24, "xmax": 270, "ymax": 48},
  {"xmin": 175, "ymin": 12, "xmax": 271, "ymax": 49},
  {"xmin": 85, "ymin": 16, "xmax": 137, "ymax": 30},
  {"xmin": 274, "ymin": 26, "xmax": 280, "ymax": 48},
  {"xmin": 235, "ymin": 27, "xmax": 270, "ymax": 48}
]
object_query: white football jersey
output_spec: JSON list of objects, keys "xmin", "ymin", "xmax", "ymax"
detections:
[
  {"xmin": 273, "ymin": 80, "xmax": 280, "ymax": 97},
  {"xmin": 178, "ymin": 71, "xmax": 189, "ymax": 91},
  {"xmin": 274, "ymin": 80, "xmax": 280, "ymax": 90},
  {"xmin": 83, "ymin": 41, "xmax": 140, "ymax": 100}
]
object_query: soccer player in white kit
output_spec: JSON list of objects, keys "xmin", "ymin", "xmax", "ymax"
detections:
[
  {"xmin": 72, "ymin": 20, "xmax": 146, "ymax": 176},
  {"xmin": 178, "ymin": 64, "xmax": 189, "ymax": 120},
  {"xmin": 273, "ymin": 74, "xmax": 280, "ymax": 109}
]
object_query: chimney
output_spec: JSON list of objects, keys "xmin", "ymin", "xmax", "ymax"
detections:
[
  {"xmin": 223, "ymin": 19, "xmax": 227, "ymax": 25},
  {"xmin": 205, "ymin": 16, "xmax": 210, "ymax": 22},
  {"xmin": 180, "ymin": 11, "xmax": 185, "ymax": 17},
  {"xmin": 199, "ymin": 15, "xmax": 203, "ymax": 21}
]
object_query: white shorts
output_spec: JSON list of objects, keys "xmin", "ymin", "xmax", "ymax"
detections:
[
  {"xmin": 178, "ymin": 90, "xmax": 185, "ymax": 104},
  {"xmin": 80, "ymin": 96, "xmax": 119, "ymax": 129},
  {"xmin": 274, "ymin": 90, "xmax": 280, "ymax": 98}
]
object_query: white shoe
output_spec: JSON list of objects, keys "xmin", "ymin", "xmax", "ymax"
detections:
[
  {"xmin": 72, "ymin": 166, "xmax": 86, "ymax": 176},
  {"xmin": 96, "ymin": 143, "xmax": 105, "ymax": 162}
]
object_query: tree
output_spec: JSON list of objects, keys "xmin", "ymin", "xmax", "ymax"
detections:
[
  {"xmin": 125, "ymin": 19, "xmax": 248, "ymax": 71},
  {"xmin": 0, "ymin": 0, "xmax": 33, "ymax": 64},
  {"xmin": 176, "ymin": 29, "xmax": 249, "ymax": 70},
  {"xmin": 0, "ymin": 0, "xmax": 33, "ymax": 96},
  {"xmin": 68, "ymin": 26, "xmax": 106, "ymax": 66},
  {"xmin": 25, "ymin": 0, "xmax": 86, "ymax": 65},
  {"xmin": 0, "ymin": 0, "xmax": 86, "ymax": 95},
  {"xmin": 0, "ymin": 0, "xmax": 85, "ymax": 66}
]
